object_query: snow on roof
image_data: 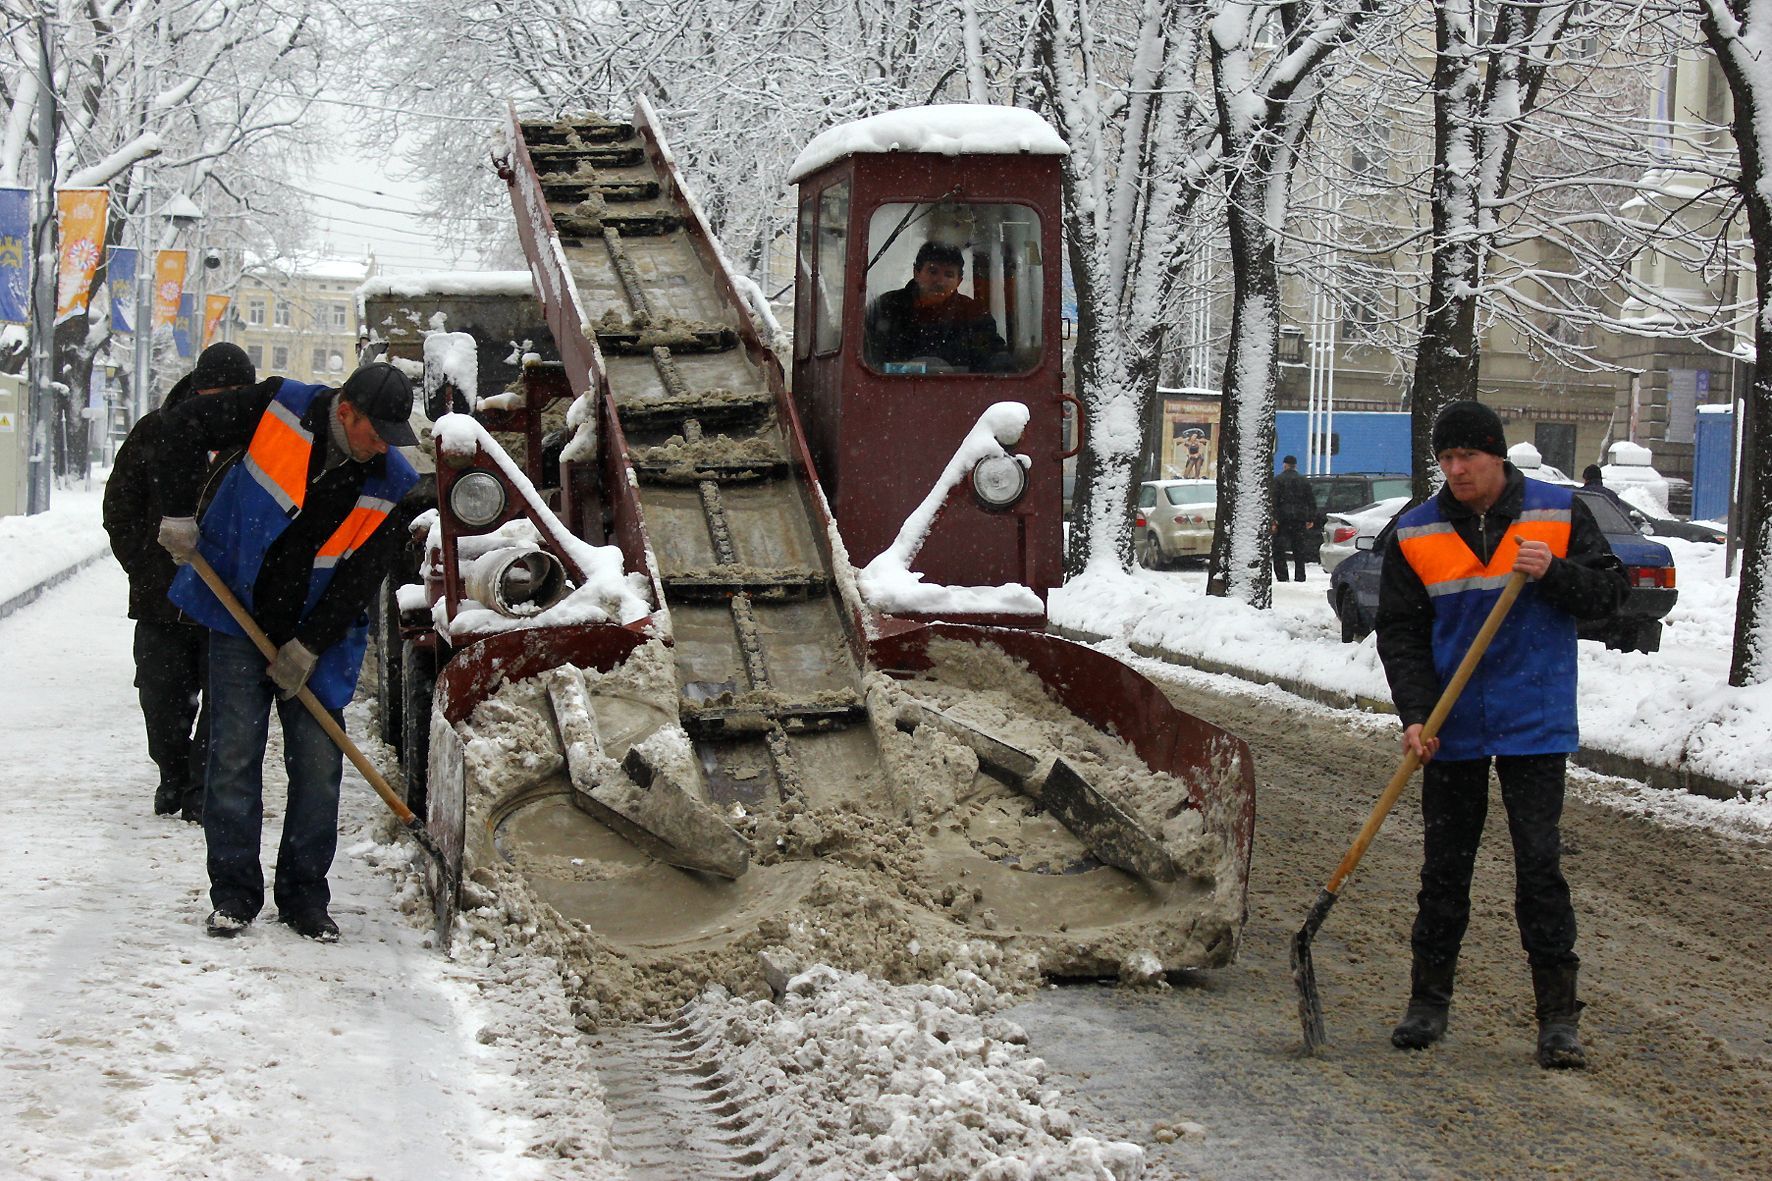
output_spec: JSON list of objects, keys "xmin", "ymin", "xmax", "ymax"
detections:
[
  {"xmin": 358, "ymin": 271, "xmax": 535, "ymax": 299},
  {"xmin": 787, "ymin": 105, "xmax": 1067, "ymax": 184}
]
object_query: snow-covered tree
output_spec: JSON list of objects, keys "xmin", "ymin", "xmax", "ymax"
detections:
[
  {"xmin": 1034, "ymin": 0, "xmax": 1219, "ymax": 575},
  {"xmin": 1205, "ymin": 0, "xmax": 1379, "ymax": 607},
  {"xmin": 1696, "ymin": 0, "xmax": 1772, "ymax": 686},
  {"xmin": 1, "ymin": 0, "xmax": 325, "ymax": 470}
]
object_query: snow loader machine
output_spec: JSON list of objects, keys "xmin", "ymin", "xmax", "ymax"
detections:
[{"xmin": 386, "ymin": 99, "xmax": 1256, "ymax": 981}]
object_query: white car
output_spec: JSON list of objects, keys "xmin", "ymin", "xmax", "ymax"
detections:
[{"xmin": 1317, "ymin": 496, "xmax": 1409, "ymax": 574}]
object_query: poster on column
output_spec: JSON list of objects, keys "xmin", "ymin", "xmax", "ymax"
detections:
[
  {"xmin": 152, "ymin": 250, "xmax": 187, "ymax": 330},
  {"xmin": 107, "ymin": 247, "xmax": 137, "ymax": 333},
  {"xmin": 172, "ymin": 294, "xmax": 196, "ymax": 358},
  {"xmin": 1155, "ymin": 388, "xmax": 1222, "ymax": 480},
  {"xmin": 203, "ymin": 294, "xmax": 229, "ymax": 348},
  {"xmin": 0, "ymin": 187, "xmax": 27, "ymax": 324},
  {"xmin": 55, "ymin": 188, "xmax": 108, "ymax": 322}
]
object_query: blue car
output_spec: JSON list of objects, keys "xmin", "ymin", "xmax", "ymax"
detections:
[{"xmin": 1327, "ymin": 489, "xmax": 1676, "ymax": 653}]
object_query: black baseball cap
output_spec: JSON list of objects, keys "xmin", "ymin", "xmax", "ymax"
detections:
[{"xmin": 339, "ymin": 363, "xmax": 419, "ymax": 447}]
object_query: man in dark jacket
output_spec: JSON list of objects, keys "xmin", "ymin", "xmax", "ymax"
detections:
[
  {"xmin": 1375, "ymin": 400, "xmax": 1627, "ymax": 1069},
  {"xmin": 102, "ymin": 342, "xmax": 256, "ymax": 821},
  {"xmin": 1271, "ymin": 455, "xmax": 1317, "ymax": 582},
  {"xmin": 863, "ymin": 240, "xmax": 1011, "ymax": 373},
  {"xmin": 155, "ymin": 363, "xmax": 420, "ymax": 943}
]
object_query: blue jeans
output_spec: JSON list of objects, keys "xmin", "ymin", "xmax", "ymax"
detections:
[{"xmin": 204, "ymin": 631, "xmax": 345, "ymax": 920}]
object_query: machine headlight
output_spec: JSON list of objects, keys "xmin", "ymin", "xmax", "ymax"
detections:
[
  {"xmin": 449, "ymin": 470, "xmax": 507, "ymax": 528},
  {"xmin": 971, "ymin": 454, "xmax": 1028, "ymax": 510}
]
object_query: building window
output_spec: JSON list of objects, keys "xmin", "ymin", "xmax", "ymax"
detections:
[
  {"xmin": 1340, "ymin": 286, "xmax": 1384, "ymax": 343},
  {"xmin": 312, "ymin": 347, "xmax": 327, "ymax": 371},
  {"xmin": 247, "ymin": 299, "xmax": 265, "ymax": 326},
  {"xmin": 272, "ymin": 346, "xmax": 289, "ymax": 370},
  {"xmin": 247, "ymin": 344, "xmax": 263, "ymax": 367},
  {"xmin": 274, "ymin": 301, "xmax": 292, "ymax": 327},
  {"xmin": 332, "ymin": 304, "xmax": 348, "ymax": 330}
]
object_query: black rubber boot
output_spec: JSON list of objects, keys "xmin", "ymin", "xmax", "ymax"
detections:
[
  {"xmin": 1533, "ymin": 964, "xmax": 1587, "ymax": 1069},
  {"xmin": 1391, "ymin": 956, "xmax": 1456, "ymax": 1049}
]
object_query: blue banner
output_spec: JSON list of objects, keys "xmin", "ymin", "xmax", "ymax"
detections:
[
  {"xmin": 172, "ymin": 292, "xmax": 196, "ymax": 358},
  {"xmin": 108, "ymin": 246, "xmax": 136, "ymax": 334},
  {"xmin": 0, "ymin": 186, "xmax": 29, "ymax": 325}
]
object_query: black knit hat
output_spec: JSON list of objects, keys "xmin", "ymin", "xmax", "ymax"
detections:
[
  {"xmin": 915, "ymin": 240, "xmax": 965, "ymax": 272},
  {"xmin": 189, "ymin": 342, "xmax": 256, "ymax": 390},
  {"xmin": 339, "ymin": 362, "xmax": 419, "ymax": 447},
  {"xmin": 1431, "ymin": 400, "xmax": 1507, "ymax": 458}
]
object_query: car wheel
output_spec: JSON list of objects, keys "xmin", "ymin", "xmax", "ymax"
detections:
[
  {"xmin": 400, "ymin": 639, "xmax": 439, "ymax": 820},
  {"xmin": 1140, "ymin": 532, "xmax": 1166, "ymax": 571},
  {"xmin": 1337, "ymin": 589, "xmax": 1362, "ymax": 644}
]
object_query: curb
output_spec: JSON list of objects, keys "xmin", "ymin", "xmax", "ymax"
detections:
[
  {"xmin": 0, "ymin": 547, "xmax": 112, "ymax": 624},
  {"xmin": 1050, "ymin": 623, "xmax": 1752, "ymax": 803}
]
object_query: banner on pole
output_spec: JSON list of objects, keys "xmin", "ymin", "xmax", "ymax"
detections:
[
  {"xmin": 55, "ymin": 187, "xmax": 108, "ymax": 322},
  {"xmin": 152, "ymin": 250, "xmax": 187, "ymax": 330},
  {"xmin": 107, "ymin": 246, "xmax": 137, "ymax": 334},
  {"xmin": 203, "ymin": 294, "xmax": 229, "ymax": 348},
  {"xmin": 173, "ymin": 293, "xmax": 196, "ymax": 358},
  {"xmin": 0, "ymin": 187, "xmax": 29, "ymax": 325}
]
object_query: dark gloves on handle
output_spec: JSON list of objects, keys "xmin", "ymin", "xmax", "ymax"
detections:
[
  {"xmin": 157, "ymin": 516, "xmax": 200, "ymax": 565},
  {"xmin": 268, "ymin": 640, "xmax": 319, "ymax": 699}
]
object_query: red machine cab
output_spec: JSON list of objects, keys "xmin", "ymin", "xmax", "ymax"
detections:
[{"xmin": 787, "ymin": 106, "xmax": 1071, "ymax": 621}]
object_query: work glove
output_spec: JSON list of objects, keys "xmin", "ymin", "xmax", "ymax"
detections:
[
  {"xmin": 157, "ymin": 516, "xmax": 200, "ymax": 565},
  {"xmin": 268, "ymin": 640, "xmax": 319, "ymax": 700}
]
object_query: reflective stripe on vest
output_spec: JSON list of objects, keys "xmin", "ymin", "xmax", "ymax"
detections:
[
  {"xmin": 241, "ymin": 398, "xmax": 313, "ymax": 512},
  {"xmin": 1397, "ymin": 506, "xmax": 1570, "ymax": 599},
  {"xmin": 314, "ymin": 495, "xmax": 398, "ymax": 570}
]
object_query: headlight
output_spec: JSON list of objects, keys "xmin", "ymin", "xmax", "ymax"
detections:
[
  {"xmin": 971, "ymin": 454, "xmax": 1027, "ymax": 510},
  {"xmin": 449, "ymin": 470, "xmax": 507, "ymax": 528}
]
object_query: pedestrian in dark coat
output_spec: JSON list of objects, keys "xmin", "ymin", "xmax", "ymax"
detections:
[
  {"xmin": 155, "ymin": 363, "xmax": 420, "ymax": 944},
  {"xmin": 102, "ymin": 342, "xmax": 256, "ymax": 821},
  {"xmin": 1271, "ymin": 455, "xmax": 1317, "ymax": 582},
  {"xmin": 1375, "ymin": 400, "xmax": 1627, "ymax": 1069}
]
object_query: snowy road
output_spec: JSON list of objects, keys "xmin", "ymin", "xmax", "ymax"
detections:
[
  {"xmin": 0, "ymin": 562, "xmax": 619, "ymax": 1180},
  {"xmin": 7, "ymin": 560, "xmax": 1770, "ymax": 1179}
]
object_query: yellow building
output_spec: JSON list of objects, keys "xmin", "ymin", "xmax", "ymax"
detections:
[{"xmin": 224, "ymin": 257, "xmax": 372, "ymax": 385}]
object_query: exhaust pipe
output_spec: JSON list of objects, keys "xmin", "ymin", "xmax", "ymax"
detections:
[{"xmin": 463, "ymin": 546, "xmax": 570, "ymax": 616}]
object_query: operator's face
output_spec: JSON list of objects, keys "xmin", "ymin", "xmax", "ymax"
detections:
[
  {"xmin": 337, "ymin": 400, "xmax": 389, "ymax": 462},
  {"xmin": 913, "ymin": 260, "xmax": 963, "ymax": 302},
  {"xmin": 1437, "ymin": 447, "xmax": 1506, "ymax": 509}
]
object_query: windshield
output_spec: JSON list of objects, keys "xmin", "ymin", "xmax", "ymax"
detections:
[
  {"xmin": 861, "ymin": 201, "xmax": 1044, "ymax": 376},
  {"xmin": 1165, "ymin": 485, "xmax": 1215, "ymax": 507},
  {"xmin": 1575, "ymin": 490, "xmax": 1636, "ymax": 535},
  {"xmin": 1371, "ymin": 478, "xmax": 1412, "ymax": 500}
]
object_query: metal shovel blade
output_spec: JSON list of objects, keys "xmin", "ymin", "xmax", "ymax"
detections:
[{"xmin": 1292, "ymin": 887, "xmax": 1337, "ymax": 1054}]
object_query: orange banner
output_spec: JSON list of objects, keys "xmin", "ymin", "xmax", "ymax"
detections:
[
  {"xmin": 152, "ymin": 250, "xmax": 187, "ymax": 330},
  {"xmin": 203, "ymin": 294, "xmax": 229, "ymax": 347},
  {"xmin": 54, "ymin": 188, "xmax": 108, "ymax": 321}
]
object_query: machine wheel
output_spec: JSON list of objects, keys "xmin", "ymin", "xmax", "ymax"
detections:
[
  {"xmin": 400, "ymin": 640, "xmax": 439, "ymax": 820},
  {"xmin": 374, "ymin": 576, "xmax": 402, "ymax": 747},
  {"xmin": 1139, "ymin": 532, "xmax": 1166, "ymax": 571},
  {"xmin": 1337, "ymin": 589, "xmax": 1364, "ymax": 644}
]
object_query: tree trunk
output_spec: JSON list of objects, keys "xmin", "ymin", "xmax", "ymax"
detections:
[{"xmin": 1207, "ymin": 178, "xmax": 1277, "ymax": 608}]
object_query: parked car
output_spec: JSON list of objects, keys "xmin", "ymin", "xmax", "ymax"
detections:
[
  {"xmin": 1327, "ymin": 489, "xmax": 1677, "ymax": 652},
  {"xmin": 1135, "ymin": 479, "xmax": 1216, "ymax": 568},
  {"xmin": 1303, "ymin": 473, "xmax": 1414, "ymax": 559},
  {"xmin": 1318, "ymin": 496, "xmax": 1411, "ymax": 575},
  {"xmin": 1625, "ymin": 505, "xmax": 1726, "ymax": 544}
]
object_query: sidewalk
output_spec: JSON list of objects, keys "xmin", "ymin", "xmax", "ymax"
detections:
[
  {"xmin": 0, "ymin": 482, "xmax": 112, "ymax": 622},
  {"xmin": 1050, "ymin": 557, "xmax": 1771, "ymax": 806}
]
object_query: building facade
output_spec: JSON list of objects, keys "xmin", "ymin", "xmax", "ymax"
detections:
[{"xmin": 223, "ymin": 257, "xmax": 371, "ymax": 386}]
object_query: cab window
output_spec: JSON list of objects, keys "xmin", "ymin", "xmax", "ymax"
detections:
[
  {"xmin": 860, "ymin": 201, "xmax": 1044, "ymax": 376},
  {"xmin": 814, "ymin": 181, "xmax": 849, "ymax": 355}
]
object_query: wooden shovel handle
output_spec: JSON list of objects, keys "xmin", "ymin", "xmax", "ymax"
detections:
[
  {"xmin": 1322, "ymin": 569, "xmax": 1528, "ymax": 895},
  {"xmin": 188, "ymin": 553, "xmax": 418, "ymax": 825}
]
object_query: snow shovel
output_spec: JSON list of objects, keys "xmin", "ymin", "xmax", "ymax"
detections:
[
  {"xmin": 186, "ymin": 553, "xmax": 455, "ymax": 889},
  {"xmin": 1291, "ymin": 566, "xmax": 1528, "ymax": 1054}
]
